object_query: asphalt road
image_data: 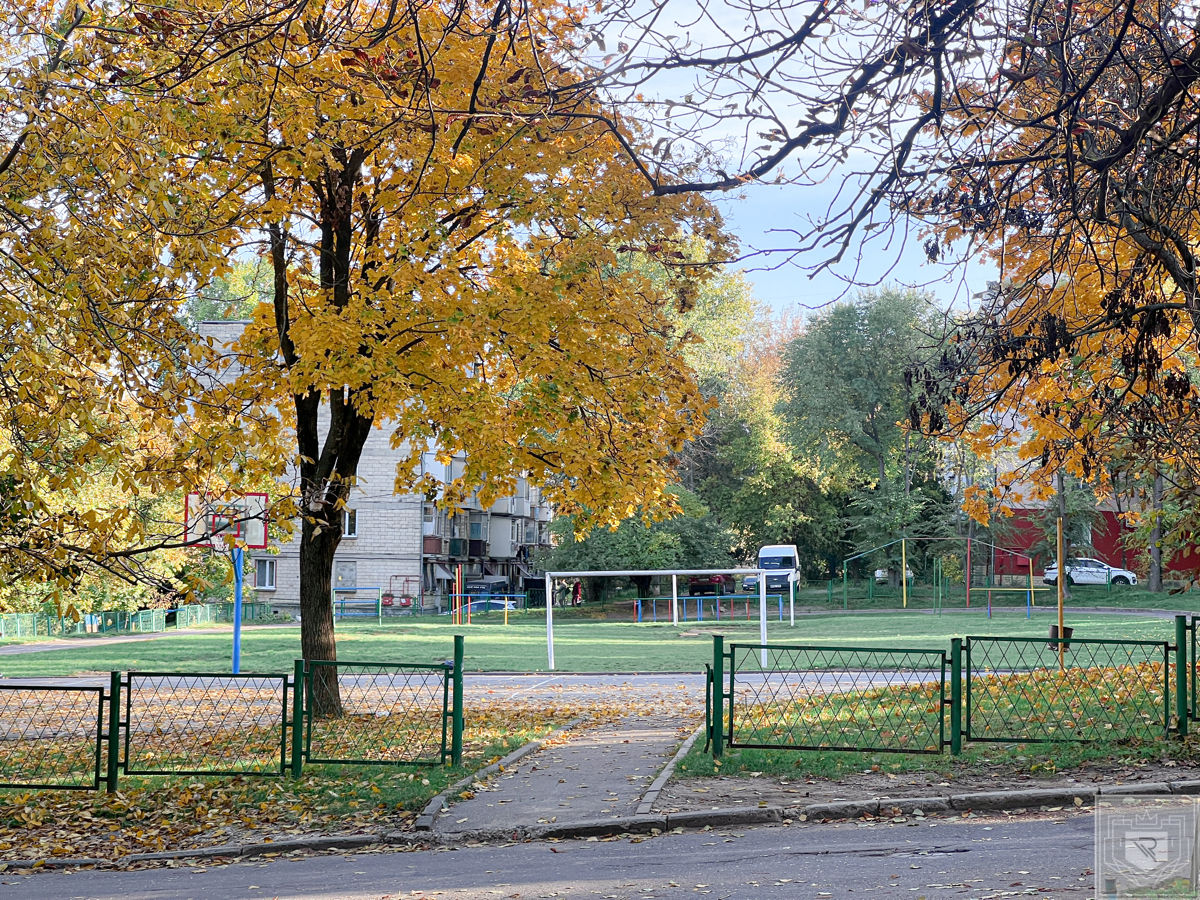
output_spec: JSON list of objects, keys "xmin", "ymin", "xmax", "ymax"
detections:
[{"xmin": 4, "ymin": 814, "xmax": 1097, "ymax": 899}]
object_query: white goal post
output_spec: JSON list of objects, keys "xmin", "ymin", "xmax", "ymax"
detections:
[{"xmin": 542, "ymin": 568, "xmax": 778, "ymax": 671}]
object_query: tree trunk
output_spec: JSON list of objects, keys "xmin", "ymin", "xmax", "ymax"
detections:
[
  {"xmin": 300, "ymin": 516, "xmax": 343, "ymax": 717},
  {"xmin": 1150, "ymin": 470, "xmax": 1163, "ymax": 593},
  {"xmin": 263, "ymin": 150, "xmax": 374, "ymax": 718}
]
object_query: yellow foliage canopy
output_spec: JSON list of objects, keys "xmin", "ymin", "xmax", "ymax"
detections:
[{"xmin": 1, "ymin": 0, "xmax": 730, "ymax": 606}]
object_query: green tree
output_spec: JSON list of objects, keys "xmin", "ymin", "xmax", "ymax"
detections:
[
  {"xmin": 539, "ymin": 488, "xmax": 736, "ymax": 596},
  {"xmin": 780, "ymin": 289, "xmax": 941, "ymax": 486}
]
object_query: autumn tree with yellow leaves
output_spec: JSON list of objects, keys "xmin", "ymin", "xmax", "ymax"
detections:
[
  {"xmin": 0, "ymin": 1, "xmax": 285, "ymax": 605},
  {"xmin": 897, "ymin": 0, "xmax": 1200, "ymax": 552},
  {"xmin": 2, "ymin": 0, "xmax": 726, "ymax": 705}
]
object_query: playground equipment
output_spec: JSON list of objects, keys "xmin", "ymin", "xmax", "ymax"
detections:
[
  {"xmin": 382, "ymin": 576, "xmax": 419, "ymax": 610},
  {"xmin": 331, "ymin": 586, "xmax": 384, "ymax": 624},
  {"xmin": 839, "ymin": 537, "xmax": 1050, "ymax": 617},
  {"xmin": 634, "ymin": 593, "xmax": 787, "ymax": 623}
]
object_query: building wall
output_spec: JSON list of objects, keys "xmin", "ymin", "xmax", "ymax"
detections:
[
  {"xmin": 249, "ymin": 412, "xmax": 425, "ymax": 614},
  {"xmin": 996, "ymin": 508, "xmax": 1200, "ymax": 577}
]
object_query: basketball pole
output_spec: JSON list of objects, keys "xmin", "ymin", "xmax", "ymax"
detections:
[
  {"xmin": 231, "ymin": 546, "xmax": 244, "ymax": 674},
  {"xmin": 1057, "ymin": 517, "xmax": 1065, "ymax": 672}
]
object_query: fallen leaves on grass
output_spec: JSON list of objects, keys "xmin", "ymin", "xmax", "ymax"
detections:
[{"xmin": 0, "ymin": 706, "xmax": 569, "ymax": 863}]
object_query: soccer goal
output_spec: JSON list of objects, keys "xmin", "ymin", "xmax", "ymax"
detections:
[{"xmin": 541, "ymin": 567, "xmax": 780, "ymax": 670}]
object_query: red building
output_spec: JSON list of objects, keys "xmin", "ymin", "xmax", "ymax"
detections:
[{"xmin": 991, "ymin": 509, "xmax": 1200, "ymax": 578}]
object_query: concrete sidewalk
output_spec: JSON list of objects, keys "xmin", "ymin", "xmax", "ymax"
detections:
[{"xmin": 434, "ymin": 713, "xmax": 693, "ymax": 839}]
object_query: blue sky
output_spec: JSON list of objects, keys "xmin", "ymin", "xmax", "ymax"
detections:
[{"xmin": 714, "ymin": 182, "xmax": 995, "ymax": 318}]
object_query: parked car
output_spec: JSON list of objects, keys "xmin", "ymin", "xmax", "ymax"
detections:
[
  {"xmin": 687, "ymin": 575, "xmax": 731, "ymax": 596},
  {"xmin": 1042, "ymin": 557, "xmax": 1137, "ymax": 586},
  {"xmin": 874, "ymin": 567, "xmax": 913, "ymax": 584}
]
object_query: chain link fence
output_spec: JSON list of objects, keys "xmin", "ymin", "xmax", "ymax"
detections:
[
  {"xmin": 711, "ymin": 638, "xmax": 947, "ymax": 754},
  {"xmin": 125, "ymin": 673, "xmax": 291, "ymax": 776},
  {"xmin": 301, "ymin": 660, "xmax": 460, "ymax": 767},
  {"xmin": 0, "ymin": 685, "xmax": 107, "ymax": 790}
]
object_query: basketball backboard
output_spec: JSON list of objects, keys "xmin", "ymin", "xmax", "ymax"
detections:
[{"xmin": 185, "ymin": 492, "xmax": 269, "ymax": 550}]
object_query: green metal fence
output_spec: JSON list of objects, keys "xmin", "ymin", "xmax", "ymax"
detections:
[
  {"xmin": 964, "ymin": 635, "xmax": 1174, "ymax": 744},
  {"xmin": 0, "ymin": 638, "xmax": 465, "ymax": 792},
  {"xmin": 0, "ymin": 601, "xmax": 272, "ymax": 641},
  {"xmin": 297, "ymin": 639, "xmax": 462, "ymax": 769},
  {"xmin": 124, "ymin": 672, "xmax": 292, "ymax": 777},
  {"xmin": 174, "ymin": 604, "xmax": 219, "ymax": 628},
  {"xmin": 0, "ymin": 684, "xmax": 107, "ymax": 790},
  {"xmin": 211, "ymin": 601, "xmax": 273, "ymax": 624},
  {"xmin": 709, "ymin": 616, "xmax": 1192, "ymax": 758},
  {"xmin": 0, "ymin": 613, "xmax": 88, "ymax": 639},
  {"xmin": 711, "ymin": 636, "xmax": 948, "ymax": 755}
]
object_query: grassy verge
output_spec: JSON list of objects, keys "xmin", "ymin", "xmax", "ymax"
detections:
[
  {"xmin": 0, "ymin": 709, "xmax": 560, "ymax": 862},
  {"xmin": 674, "ymin": 734, "xmax": 1200, "ymax": 782}
]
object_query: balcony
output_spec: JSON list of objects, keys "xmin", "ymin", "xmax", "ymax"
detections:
[
  {"xmin": 468, "ymin": 539, "xmax": 486, "ymax": 557},
  {"xmin": 448, "ymin": 538, "xmax": 467, "ymax": 557},
  {"xmin": 423, "ymin": 535, "xmax": 445, "ymax": 555}
]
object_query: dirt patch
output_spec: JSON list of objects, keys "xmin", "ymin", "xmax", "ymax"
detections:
[{"xmin": 656, "ymin": 760, "xmax": 1200, "ymax": 812}]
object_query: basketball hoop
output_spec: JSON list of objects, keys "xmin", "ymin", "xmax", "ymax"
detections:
[
  {"xmin": 185, "ymin": 492, "xmax": 269, "ymax": 549},
  {"xmin": 184, "ymin": 491, "xmax": 270, "ymax": 676}
]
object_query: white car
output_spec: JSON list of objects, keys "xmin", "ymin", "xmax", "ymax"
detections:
[{"xmin": 1042, "ymin": 557, "xmax": 1137, "ymax": 587}]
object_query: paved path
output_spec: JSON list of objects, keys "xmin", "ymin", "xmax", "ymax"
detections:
[
  {"xmin": 437, "ymin": 712, "xmax": 690, "ymax": 837},
  {"xmin": 7, "ymin": 816, "xmax": 1097, "ymax": 899}
]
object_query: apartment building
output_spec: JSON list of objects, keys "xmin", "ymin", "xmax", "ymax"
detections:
[{"xmin": 198, "ymin": 321, "xmax": 553, "ymax": 615}]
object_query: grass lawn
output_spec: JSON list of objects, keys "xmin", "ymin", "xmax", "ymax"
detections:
[
  {"xmin": 0, "ymin": 605, "xmax": 1186, "ymax": 677},
  {"xmin": 675, "ymin": 732, "xmax": 1200, "ymax": 782}
]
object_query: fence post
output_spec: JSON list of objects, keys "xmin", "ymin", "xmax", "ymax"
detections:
[
  {"xmin": 712, "ymin": 635, "xmax": 724, "ymax": 759},
  {"xmin": 291, "ymin": 659, "xmax": 305, "ymax": 777},
  {"xmin": 451, "ymin": 634, "xmax": 464, "ymax": 766},
  {"xmin": 1176, "ymin": 615, "xmax": 1188, "ymax": 738},
  {"xmin": 950, "ymin": 638, "xmax": 962, "ymax": 756},
  {"xmin": 106, "ymin": 671, "xmax": 121, "ymax": 793}
]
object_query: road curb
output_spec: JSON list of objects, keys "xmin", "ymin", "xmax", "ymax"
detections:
[
  {"xmin": 9, "ymin": 778, "xmax": 1194, "ymax": 870},
  {"xmin": 415, "ymin": 716, "xmax": 587, "ymax": 831}
]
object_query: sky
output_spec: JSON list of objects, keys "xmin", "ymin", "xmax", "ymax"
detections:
[{"xmin": 714, "ymin": 183, "xmax": 996, "ymax": 319}]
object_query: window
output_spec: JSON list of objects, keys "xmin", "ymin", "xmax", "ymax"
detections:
[
  {"xmin": 469, "ymin": 514, "xmax": 485, "ymax": 540},
  {"xmin": 255, "ymin": 558, "xmax": 276, "ymax": 591},
  {"xmin": 342, "ymin": 508, "xmax": 357, "ymax": 538},
  {"xmin": 511, "ymin": 519, "xmax": 520, "ymax": 542}
]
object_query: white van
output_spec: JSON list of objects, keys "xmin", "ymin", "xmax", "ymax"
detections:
[{"xmin": 742, "ymin": 544, "xmax": 800, "ymax": 592}]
